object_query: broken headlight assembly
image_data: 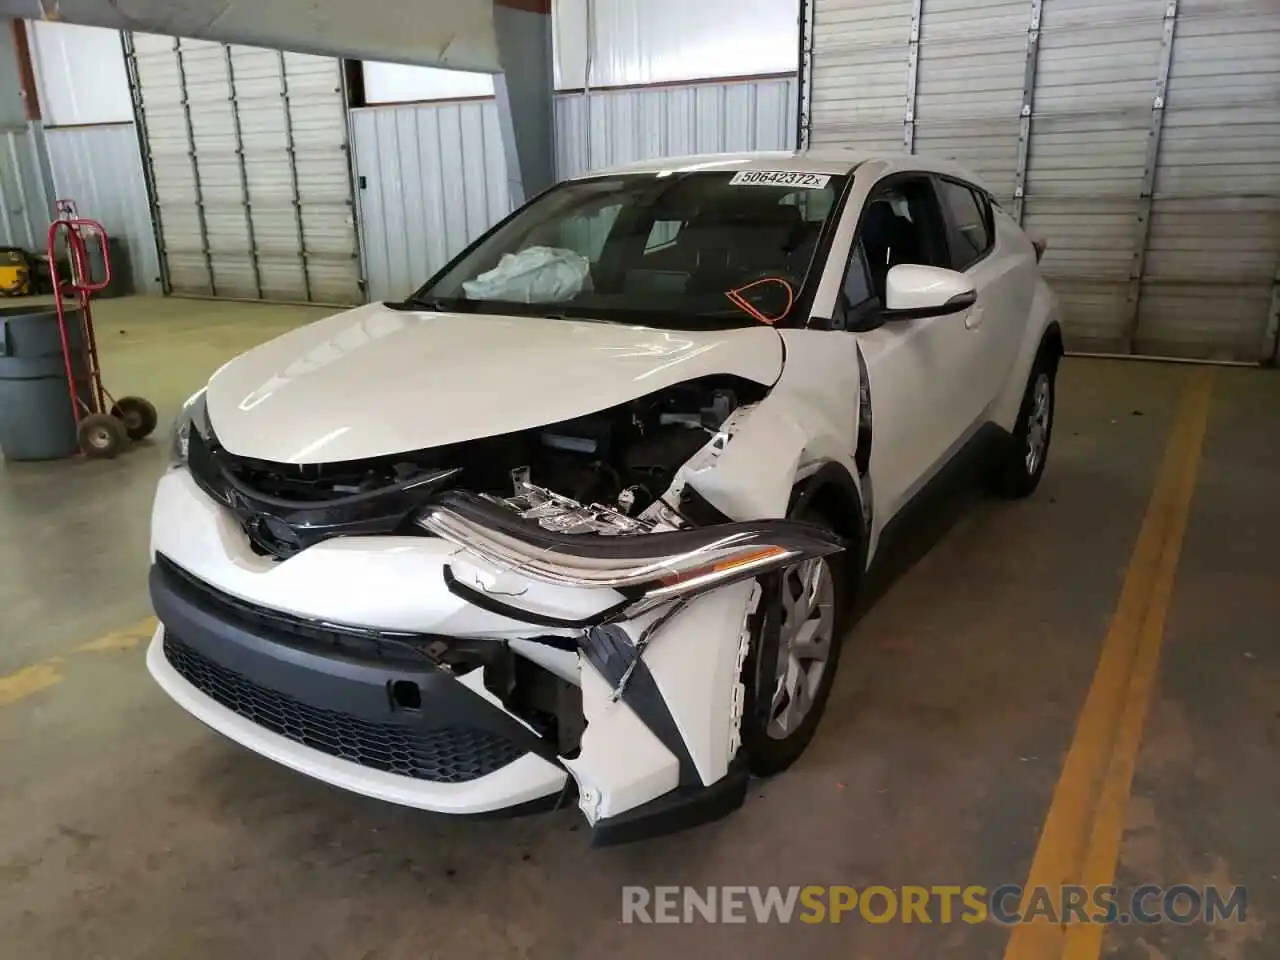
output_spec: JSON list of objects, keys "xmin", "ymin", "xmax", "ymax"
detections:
[
  {"xmin": 416, "ymin": 483, "xmax": 845, "ymax": 620},
  {"xmin": 168, "ymin": 389, "xmax": 210, "ymax": 468}
]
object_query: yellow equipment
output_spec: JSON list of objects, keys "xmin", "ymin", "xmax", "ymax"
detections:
[{"xmin": 0, "ymin": 247, "xmax": 32, "ymax": 297}]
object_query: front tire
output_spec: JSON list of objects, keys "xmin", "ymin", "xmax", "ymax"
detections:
[
  {"xmin": 740, "ymin": 505, "xmax": 847, "ymax": 776},
  {"xmin": 987, "ymin": 356, "xmax": 1056, "ymax": 499}
]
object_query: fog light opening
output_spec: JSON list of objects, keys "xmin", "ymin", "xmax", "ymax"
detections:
[{"xmin": 390, "ymin": 679, "xmax": 422, "ymax": 711}]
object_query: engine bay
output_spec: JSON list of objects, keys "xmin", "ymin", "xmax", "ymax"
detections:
[{"xmin": 195, "ymin": 376, "xmax": 767, "ymax": 559}]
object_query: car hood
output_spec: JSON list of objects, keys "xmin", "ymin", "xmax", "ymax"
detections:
[{"xmin": 203, "ymin": 302, "xmax": 785, "ymax": 463}]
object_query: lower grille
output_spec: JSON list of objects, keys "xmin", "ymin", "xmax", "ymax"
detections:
[{"xmin": 163, "ymin": 633, "xmax": 525, "ymax": 783}]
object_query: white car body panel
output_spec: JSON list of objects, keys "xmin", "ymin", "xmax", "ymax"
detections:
[
  {"xmin": 204, "ymin": 305, "xmax": 784, "ymax": 463},
  {"xmin": 150, "ymin": 469, "xmax": 619, "ymax": 636},
  {"xmin": 147, "ymin": 147, "xmax": 1062, "ymax": 834},
  {"xmin": 563, "ymin": 662, "xmax": 679, "ymax": 823}
]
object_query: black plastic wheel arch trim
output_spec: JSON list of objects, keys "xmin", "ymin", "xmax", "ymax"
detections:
[
  {"xmin": 441, "ymin": 564, "xmax": 631, "ymax": 630},
  {"xmin": 589, "ymin": 751, "xmax": 750, "ymax": 846}
]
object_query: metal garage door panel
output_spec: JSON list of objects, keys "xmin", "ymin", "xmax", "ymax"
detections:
[
  {"xmin": 913, "ymin": 0, "xmax": 1029, "ymax": 202},
  {"xmin": 129, "ymin": 34, "xmax": 213, "ymax": 296},
  {"xmin": 1139, "ymin": 2, "xmax": 1280, "ymax": 361},
  {"xmin": 227, "ymin": 46, "xmax": 309, "ymax": 301},
  {"xmin": 1021, "ymin": 1, "xmax": 1167, "ymax": 352},
  {"xmin": 803, "ymin": 0, "xmax": 1279, "ymax": 361},
  {"xmin": 181, "ymin": 40, "xmax": 258, "ymax": 299},
  {"xmin": 807, "ymin": 0, "xmax": 913, "ymax": 150},
  {"xmin": 128, "ymin": 33, "xmax": 359, "ymax": 305},
  {"xmin": 280, "ymin": 53, "xmax": 361, "ymax": 304}
]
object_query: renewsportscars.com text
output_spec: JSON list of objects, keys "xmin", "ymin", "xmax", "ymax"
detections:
[{"xmin": 621, "ymin": 884, "xmax": 1247, "ymax": 925}]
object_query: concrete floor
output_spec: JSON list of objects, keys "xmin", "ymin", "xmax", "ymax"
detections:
[{"xmin": 0, "ymin": 296, "xmax": 1275, "ymax": 959}]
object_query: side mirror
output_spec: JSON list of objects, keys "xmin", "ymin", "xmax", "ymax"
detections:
[{"xmin": 881, "ymin": 264, "xmax": 977, "ymax": 321}]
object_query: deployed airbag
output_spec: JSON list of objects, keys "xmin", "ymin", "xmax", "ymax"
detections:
[{"xmin": 462, "ymin": 246, "xmax": 591, "ymax": 303}]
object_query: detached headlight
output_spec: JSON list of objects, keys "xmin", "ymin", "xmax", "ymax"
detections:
[
  {"xmin": 168, "ymin": 389, "xmax": 209, "ymax": 467},
  {"xmin": 417, "ymin": 491, "xmax": 845, "ymax": 610}
]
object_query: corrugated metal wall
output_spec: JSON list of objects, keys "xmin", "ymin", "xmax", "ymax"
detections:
[
  {"xmin": 801, "ymin": 0, "xmax": 1280, "ymax": 364},
  {"xmin": 555, "ymin": 76, "xmax": 798, "ymax": 177},
  {"xmin": 351, "ymin": 77, "xmax": 799, "ymax": 303},
  {"xmin": 44, "ymin": 123, "xmax": 160, "ymax": 293},
  {"xmin": 350, "ymin": 101, "xmax": 511, "ymax": 303},
  {"xmin": 0, "ymin": 24, "xmax": 54, "ymax": 252},
  {"xmin": 0, "ymin": 125, "xmax": 52, "ymax": 251}
]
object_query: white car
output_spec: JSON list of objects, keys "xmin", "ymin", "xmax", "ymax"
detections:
[{"xmin": 147, "ymin": 149, "xmax": 1061, "ymax": 844}]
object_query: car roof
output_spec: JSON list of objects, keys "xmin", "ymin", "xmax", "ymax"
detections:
[
  {"xmin": 573, "ymin": 149, "xmax": 870, "ymax": 178},
  {"xmin": 569, "ymin": 149, "xmax": 987, "ymax": 189}
]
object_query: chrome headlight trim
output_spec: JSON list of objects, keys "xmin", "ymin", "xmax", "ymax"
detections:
[{"xmin": 417, "ymin": 491, "xmax": 845, "ymax": 603}]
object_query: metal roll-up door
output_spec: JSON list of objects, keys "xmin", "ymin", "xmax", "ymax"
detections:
[
  {"xmin": 1138, "ymin": 0, "xmax": 1280, "ymax": 362},
  {"xmin": 125, "ymin": 33, "xmax": 362, "ymax": 305},
  {"xmin": 912, "ymin": 0, "xmax": 1029, "ymax": 206},
  {"xmin": 799, "ymin": 0, "xmax": 1280, "ymax": 364},
  {"xmin": 804, "ymin": 0, "xmax": 916, "ymax": 153},
  {"xmin": 1021, "ymin": 0, "xmax": 1172, "ymax": 354}
]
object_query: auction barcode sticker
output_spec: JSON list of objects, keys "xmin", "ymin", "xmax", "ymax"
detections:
[{"xmin": 728, "ymin": 170, "xmax": 831, "ymax": 189}]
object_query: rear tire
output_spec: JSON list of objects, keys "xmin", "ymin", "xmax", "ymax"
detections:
[
  {"xmin": 739, "ymin": 503, "xmax": 848, "ymax": 776},
  {"xmin": 987, "ymin": 356, "xmax": 1056, "ymax": 499}
]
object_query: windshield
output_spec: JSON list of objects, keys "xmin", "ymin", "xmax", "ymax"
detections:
[{"xmin": 408, "ymin": 170, "xmax": 847, "ymax": 329}]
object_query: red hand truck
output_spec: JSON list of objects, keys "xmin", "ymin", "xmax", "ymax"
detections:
[{"xmin": 48, "ymin": 201, "xmax": 156, "ymax": 459}]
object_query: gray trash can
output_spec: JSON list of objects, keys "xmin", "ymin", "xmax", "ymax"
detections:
[{"xmin": 0, "ymin": 304, "xmax": 92, "ymax": 461}]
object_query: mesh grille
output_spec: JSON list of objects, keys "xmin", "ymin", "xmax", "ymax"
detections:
[{"xmin": 163, "ymin": 633, "xmax": 525, "ymax": 783}]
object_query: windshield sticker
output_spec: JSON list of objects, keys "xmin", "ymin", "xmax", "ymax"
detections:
[{"xmin": 729, "ymin": 170, "xmax": 831, "ymax": 189}]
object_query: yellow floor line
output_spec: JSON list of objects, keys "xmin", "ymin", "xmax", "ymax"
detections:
[
  {"xmin": 0, "ymin": 659, "xmax": 65, "ymax": 707},
  {"xmin": 0, "ymin": 616, "xmax": 158, "ymax": 708},
  {"xmin": 77, "ymin": 617, "xmax": 159, "ymax": 653},
  {"xmin": 1003, "ymin": 368, "xmax": 1213, "ymax": 960}
]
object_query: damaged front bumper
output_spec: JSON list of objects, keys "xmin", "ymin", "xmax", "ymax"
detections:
[{"xmin": 148, "ymin": 466, "xmax": 845, "ymax": 842}]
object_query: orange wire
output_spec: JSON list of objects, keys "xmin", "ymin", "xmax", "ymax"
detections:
[{"xmin": 724, "ymin": 276, "xmax": 795, "ymax": 325}]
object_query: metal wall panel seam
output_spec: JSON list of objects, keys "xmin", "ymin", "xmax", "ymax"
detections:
[
  {"xmin": 1265, "ymin": 261, "xmax": 1280, "ymax": 366},
  {"xmin": 797, "ymin": 0, "xmax": 816, "ymax": 148},
  {"xmin": 0, "ymin": 142, "xmax": 11, "ymax": 247},
  {"xmin": 222, "ymin": 45, "xmax": 263, "ymax": 299},
  {"xmin": 174, "ymin": 38, "xmax": 216, "ymax": 296},
  {"xmin": 0, "ymin": 133, "xmax": 17, "ymax": 248},
  {"xmin": 1012, "ymin": 0, "xmax": 1043, "ymax": 222},
  {"xmin": 26, "ymin": 121, "xmax": 55, "ymax": 226},
  {"xmin": 4, "ymin": 132, "xmax": 35, "ymax": 249},
  {"xmin": 277, "ymin": 49, "xmax": 312, "ymax": 302},
  {"xmin": 121, "ymin": 32, "xmax": 169, "ymax": 294},
  {"xmin": 903, "ymin": 0, "xmax": 923, "ymax": 151},
  {"xmin": 338, "ymin": 58, "xmax": 368, "ymax": 303},
  {"xmin": 1123, "ymin": 0, "xmax": 1180, "ymax": 349}
]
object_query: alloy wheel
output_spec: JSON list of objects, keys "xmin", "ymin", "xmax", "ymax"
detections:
[
  {"xmin": 1025, "ymin": 373, "xmax": 1052, "ymax": 475},
  {"xmin": 766, "ymin": 556, "xmax": 836, "ymax": 740}
]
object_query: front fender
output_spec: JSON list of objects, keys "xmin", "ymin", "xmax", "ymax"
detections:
[{"xmin": 678, "ymin": 391, "xmax": 863, "ymax": 525}]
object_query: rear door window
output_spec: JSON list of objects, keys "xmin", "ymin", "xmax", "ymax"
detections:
[{"xmin": 936, "ymin": 179, "xmax": 993, "ymax": 270}]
